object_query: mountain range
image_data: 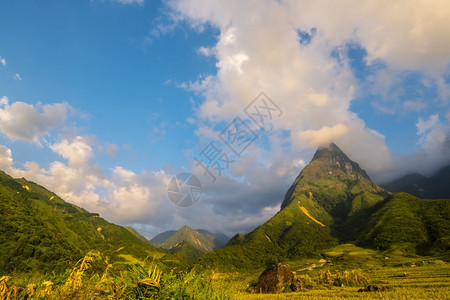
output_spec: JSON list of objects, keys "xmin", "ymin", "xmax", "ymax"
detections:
[
  {"xmin": 151, "ymin": 226, "xmax": 229, "ymax": 263},
  {"xmin": 196, "ymin": 143, "xmax": 449, "ymax": 270},
  {"xmin": 1, "ymin": 142, "xmax": 448, "ymax": 275},
  {"xmin": 381, "ymin": 165, "xmax": 450, "ymax": 199}
]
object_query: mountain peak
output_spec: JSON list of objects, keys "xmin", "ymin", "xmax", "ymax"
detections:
[
  {"xmin": 310, "ymin": 142, "xmax": 370, "ymax": 180},
  {"xmin": 280, "ymin": 142, "xmax": 382, "ymax": 210},
  {"xmin": 179, "ymin": 225, "xmax": 193, "ymax": 232},
  {"xmin": 154, "ymin": 226, "xmax": 227, "ymax": 254},
  {"xmin": 312, "ymin": 142, "xmax": 348, "ymax": 160}
]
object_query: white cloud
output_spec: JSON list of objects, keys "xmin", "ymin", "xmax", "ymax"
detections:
[
  {"xmin": 375, "ymin": 113, "xmax": 450, "ymax": 183},
  {"xmin": 417, "ymin": 114, "xmax": 450, "ymax": 158},
  {"xmin": 198, "ymin": 46, "xmax": 215, "ymax": 57},
  {"xmin": 0, "ymin": 137, "xmax": 173, "ymax": 231},
  {"xmin": 0, "ymin": 129, "xmax": 305, "ymax": 237},
  {"xmin": 0, "ymin": 145, "xmax": 13, "ymax": 171},
  {"xmin": 287, "ymin": 0, "xmax": 450, "ymax": 76},
  {"xmin": 13, "ymin": 73, "xmax": 22, "ymax": 81},
  {"xmin": 0, "ymin": 57, "xmax": 5, "ymax": 67},
  {"xmin": 0, "ymin": 96, "xmax": 8, "ymax": 106},
  {"xmin": 0, "ymin": 98, "xmax": 69, "ymax": 143},
  {"xmin": 295, "ymin": 124, "xmax": 349, "ymax": 148},
  {"xmin": 50, "ymin": 136, "xmax": 95, "ymax": 167},
  {"xmin": 170, "ymin": 0, "xmax": 449, "ymax": 181},
  {"xmin": 169, "ymin": 0, "xmax": 397, "ymax": 177}
]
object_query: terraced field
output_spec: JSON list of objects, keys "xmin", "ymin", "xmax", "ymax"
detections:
[
  {"xmin": 234, "ymin": 263, "xmax": 449, "ymax": 299},
  {"xmin": 205, "ymin": 244, "xmax": 450, "ymax": 299}
]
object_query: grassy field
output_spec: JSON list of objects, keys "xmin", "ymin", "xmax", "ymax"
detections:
[
  {"xmin": 212, "ymin": 244, "xmax": 450, "ymax": 299},
  {"xmin": 232, "ymin": 263, "xmax": 449, "ymax": 299}
]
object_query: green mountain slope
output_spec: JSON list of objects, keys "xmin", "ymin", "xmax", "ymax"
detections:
[
  {"xmin": 197, "ymin": 193, "xmax": 339, "ymax": 270},
  {"xmin": 0, "ymin": 170, "xmax": 180, "ymax": 274},
  {"xmin": 196, "ymin": 143, "xmax": 449, "ymax": 271},
  {"xmin": 281, "ymin": 143, "xmax": 387, "ymax": 216},
  {"xmin": 360, "ymin": 192, "xmax": 450, "ymax": 254},
  {"xmin": 124, "ymin": 226, "xmax": 152, "ymax": 245},
  {"xmin": 197, "ymin": 143, "xmax": 386, "ymax": 270},
  {"xmin": 167, "ymin": 241, "xmax": 208, "ymax": 264}
]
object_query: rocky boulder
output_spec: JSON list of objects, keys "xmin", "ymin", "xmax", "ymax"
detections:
[{"xmin": 255, "ymin": 264, "xmax": 294, "ymax": 293}]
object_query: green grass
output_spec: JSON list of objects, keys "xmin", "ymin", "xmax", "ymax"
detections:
[
  {"xmin": 324, "ymin": 244, "xmax": 378, "ymax": 257},
  {"xmin": 117, "ymin": 254, "xmax": 142, "ymax": 265}
]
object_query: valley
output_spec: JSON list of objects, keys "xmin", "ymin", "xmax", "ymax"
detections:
[{"xmin": 0, "ymin": 143, "xmax": 448, "ymax": 299}]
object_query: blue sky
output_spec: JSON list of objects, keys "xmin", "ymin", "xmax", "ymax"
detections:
[
  {"xmin": 0, "ymin": 0, "xmax": 449, "ymax": 238},
  {"xmin": 0, "ymin": 0, "xmax": 218, "ymax": 171}
]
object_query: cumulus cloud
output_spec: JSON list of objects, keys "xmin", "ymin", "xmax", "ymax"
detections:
[
  {"xmin": 291, "ymin": 1, "xmax": 450, "ymax": 74},
  {"xmin": 415, "ymin": 113, "xmax": 450, "ymax": 169},
  {"xmin": 0, "ymin": 145, "xmax": 13, "ymax": 170},
  {"xmin": 50, "ymin": 136, "xmax": 95, "ymax": 167},
  {"xmin": 0, "ymin": 137, "xmax": 176, "ymax": 235},
  {"xmin": 295, "ymin": 124, "xmax": 349, "ymax": 148},
  {"xmin": 0, "ymin": 57, "xmax": 5, "ymax": 67},
  {"xmin": 0, "ymin": 128, "xmax": 305, "ymax": 237},
  {"xmin": 375, "ymin": 113, "xmax": 450, "ymax": 183},
  {"xmin": 0, "ymin": 97, "xmax": 69, "ymax": 143},
  {"xmin": 168, "ymin": 0, "xmax": 391, "ymax": 176},
  {"xmin": 170, "ymin": 0, "xmax": 449, "ymax": 181}
]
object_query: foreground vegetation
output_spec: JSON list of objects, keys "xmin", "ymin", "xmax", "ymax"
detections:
[
  {"xmin": 0, "ymin": 171, "xmax": 185, "ymax": 275},
  {"xmin": 1, "ymin": 252, "xmax": 230, "ymax": 299},
  {"xmin": 1, "ymin": 245, "xmax": 448, "ymax": 299}
]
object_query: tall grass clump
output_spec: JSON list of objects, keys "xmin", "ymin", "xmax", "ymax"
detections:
[
  {"xmin": 0, "ymin": 252, "xmax": 231, "ymax": 299},
  {"xmin": 318, "ymin": 269, "xmax": 370, "ymax": 286}
]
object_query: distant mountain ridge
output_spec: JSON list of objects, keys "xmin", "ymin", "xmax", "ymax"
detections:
[
  {"xmin": 195, "ymin": 143, "xmax": 449, "ymax": 271},
  {"xmin": 150, "ymin": 230, "xmax": 177, "ymax": 246},
  {"xmin": 2, "ymin": 142, "xmax": 448, "ymax": 274},
  {"xmin": 151, "ymin": 226, "xmax": 228, "ymax": 251},
  {"xmin": 381, "ymin": 165, "xmax": 450, "ymax": 199},
  {"xmin": 151, "ymin": 226, "xmax": 229, "ymax": 264}
]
